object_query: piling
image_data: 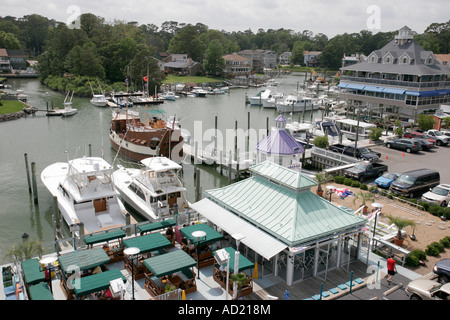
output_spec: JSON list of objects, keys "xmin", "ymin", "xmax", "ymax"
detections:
[
  {"xmin": 88, "ymin": 144, "xmax": 92, "ymax": 157},
  {"xmin": 24, "ymin": 153, "xmax": 32, "ymax": 194},
  {"xmin": 195, "ymin": 167, "xmax": 201, "ymax": 202},
  {"xmin": 53, "ymin": 196, "xmax": 61, "ymax": 234},
  {"xmin": 31, "ymin": 161, "xmax": 38, "ymax": 204}
]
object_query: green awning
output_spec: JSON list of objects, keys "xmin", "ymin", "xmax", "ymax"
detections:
[
  {"xmin": 73, "ymin": 269, "xmax": 126, "ymax": 298},
  {"xmin": 83, "ymin": 230, "xmax": 126, "ymax": 246},
  {"xmin": 137, "ymin": 219, "xmax": 176, "ymax": 234},
  {"xmin": 213, "ymin": 247, "xmax": 254, "ymax": 274},
  {"xmin": 28, "ymin": 282, "xmax": 54, "ymax": 300},
  {"xmin": 58, "ymin": 247, "xmax": 110, "ymax": 274},
  {"xmin": 180, "ymin": 223, "xmax": 224, "ymax": 246},
  {"xmin": 123, "ymin": 233, "xmax": 171, "ymax": 254},
  {"xmin": 21, "ymin": 259, "xmax": 45, "ymax": 285},
  {"xmin": 143, "ymin": 250, "xmax": 196, "ymax": 277}
]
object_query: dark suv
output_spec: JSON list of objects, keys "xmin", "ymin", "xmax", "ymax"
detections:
[
  {"xmin": 385, "ymin": 138, "xmax": 422, "ymax": 153},
  {"xmin": 434, "ymin": 259, "xmax": 450, "ymax": 284}
]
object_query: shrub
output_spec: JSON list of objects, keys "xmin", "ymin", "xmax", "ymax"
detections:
[
  {"xmin": 343, "ymin": 178, "xmax": 353, "ymax": 186},
  {"xmin": 351, "ymin": 181, "xmax": 360, "ymax": 188},
  {"xmin": 428, "ymin": 205, "xmax": 443, "ymax": 217},
  {"xmin": 442, "ymin": 207, "xmax": 450, "ymax": 220},
  {"xmin": 409, "ymin": 198, "xmax": 417, "ymax": 205},
  {"xmin": 410, "ymin": 249, "xmax": 426, "ymax": 261},
  {"xmin": 425, "ymin": 244, "xmax": 440, "ymax": 257},
  {"xmin": 360, "ymin": 184, "xmax": 368, "ymax": 190},
  {"xmin": 440, "ymin": 237, "xmax": 450, "ymax": 248},
  {"xmin": 418, "ymin": 201, "xmax": 430, "ymax": 211},
  {"xmin": 334, "ymin": 175, "xmax": 345, "ymax": 184},
  {"xmin": 405, "ymin": 254, "xmax": 420, "ymax": 267}
]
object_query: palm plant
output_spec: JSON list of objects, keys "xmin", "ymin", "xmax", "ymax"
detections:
[
  {"xmin": 6, "ymin": 239, "xmax": 44, "ymax": 262},
  {"xmin": 385, "ymin": 215, "xmax": 416, "ymax": 241},
  {"xmin": 314, "ymin": 172, "xmax": 331, "ymax": 193},
  {"xmin": 353, "ymin": 191, "xmax": 375, "ymax": 208}
]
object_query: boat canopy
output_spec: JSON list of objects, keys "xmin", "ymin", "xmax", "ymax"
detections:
[{"xmin": 143, "ymin": 250, "xmax": 196, "ymax": 278}]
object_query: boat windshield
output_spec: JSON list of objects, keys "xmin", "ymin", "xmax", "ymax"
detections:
[
  {"xmin": 396, "ymin": 174, "xmax": 415, "ymax": 185},
  {"xmin": 321, "ymin": 122, "xmax": 340, "ymax": 136},
  {"xmin": 431, "ymin": 186, "xmax": 449, "ymax": 196}
]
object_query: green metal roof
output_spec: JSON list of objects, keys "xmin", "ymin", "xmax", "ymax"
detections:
[
  {"xmin": 213, "ymin": 247, "xmax": 254, "ymax": 274},
  {"xmin": 206, "ymin": 162, "xmax": 366, "ymax": 247},
  {"xmin": 250, "ymin": 161, "xmax": 317, "ymax": 190},
  {"xmin": 21, "ymin": 259, "xmax": 45, "ymax": 285},
  {"xmin": 123, "ymin": 233, "xmax": 172, "ymax": 254},
  {"xmin": 83, "ymin": 229, "xmax": 126, "ymax": 246},
  {"xmin": 143, "ymin": 250, "xmax": 196, "ymax": 277},
  {"xmin": 137, "ymin": 219, "xmax": 176, "ymax": 234},
  {"xmin": 28, "ymin": 282, "xmax": 54, "ymax": 300},
  {"xmin": 180, "ymin": 223, "xmax": 224, "ymax": 246},
  {"xmin": 73, "ymin": 269, "xmax": 126, "ymax": 298},
  {"xmin": 58, "ymin": 247, "xmax": 110, "ymax": 274}
]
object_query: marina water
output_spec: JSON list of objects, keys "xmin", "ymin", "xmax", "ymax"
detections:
[{"xmin": 0, "ymin": 72, "xmax": 325, "ymax": 265}]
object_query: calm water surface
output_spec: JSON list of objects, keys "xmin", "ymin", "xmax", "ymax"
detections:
[{"xmin": 0, "ymin": 73, "xmax": 326, "ymax": 264}]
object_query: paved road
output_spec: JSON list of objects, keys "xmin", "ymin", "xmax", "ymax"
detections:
[{"xmin": 364, "ymin": 143, "xmax": 450, "ymax": 185}]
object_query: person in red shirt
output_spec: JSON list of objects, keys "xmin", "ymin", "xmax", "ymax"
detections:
[{"xmin": 387, "ymin": 255, "xmax": 397, "ymax": 284}]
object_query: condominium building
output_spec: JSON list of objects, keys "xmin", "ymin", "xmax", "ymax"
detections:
[{"xmin": 338, "ymin": 26, "xmax": 450, "ymax": 119}]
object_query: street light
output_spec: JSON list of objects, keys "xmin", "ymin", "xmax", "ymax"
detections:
[
  {"xmin": 371, "ymin": 202, "xmax": 384, "ymax": 240},
  {"xmin": 124, "ymin": 247, "xmax": 140, "ymax": 300},
  {"xmin": 326, "ymin": 185, "xmax": 335, "ymax": 202},
  {"xmin": 40, "ymin": 255, "xmax": 58, "ymax": 293},
  {"xmin": 232, "ymin": 233, "xmax": 246, "ymax": 299},
  {"xmin": 192, "ymin": 230, "xmax": 207, "ymax": 280}
]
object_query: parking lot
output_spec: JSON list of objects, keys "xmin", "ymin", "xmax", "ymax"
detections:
[{"xmin": 366, "ymin": 143, "xmax": 450, "ymax": 185}]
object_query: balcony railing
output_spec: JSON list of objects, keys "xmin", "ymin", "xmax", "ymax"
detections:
[{"xmin": 340, "ymin": 75, "xmax": 450, "ymax": 89}]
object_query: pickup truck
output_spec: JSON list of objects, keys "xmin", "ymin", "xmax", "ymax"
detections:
[
  {"xmin": 426, "ymin": 130, "xmax": 450, "ymax": 146},
  {"xmin": 328, "ymin": 143, "xmax": 381, "ymax": 162},
  {"xmin": 344, "ymin": 161, "xmax": 388, "ymax": 182}
]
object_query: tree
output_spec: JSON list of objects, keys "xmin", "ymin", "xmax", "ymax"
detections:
[
  {"xmin": 290, "ymin": 41, "xmax": 305, "ymax": 66},
  {"xmin": 313, "ymin": 135, "xmax": 329, "ymax": 149},
  {"xmin": 64, "ymin": 42, "xmax": 105, "ymax": 79},
  {"xmin": 129, "ymin": 43, "xmax": 161, "ymax": 92},
  {"xmin": 393, "ymin": 120, "xmax": 404, "ymax": 137},
  {"xmin": 418, "ymin": 114, "xmax": 435, "ymax": 131},
  {"xmin": 203, "ymin": 40, "xmax": 225, "ymax": 76},
  {"xmin": 6, "ymin": 239, "xmax": 44, "ymax": 262},
  {"xmin": 168, "ymin": 24, "xmax": 206, "ymax": 62},
  {"xmin": 0, "ymin": 31, "xmax": 21, "ymax": 49},
  {"xmin": 385, "ymin": 215, "xmax": 416, "ymax": 242}
]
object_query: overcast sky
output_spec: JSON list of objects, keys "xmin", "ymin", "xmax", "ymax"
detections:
[{"xmin": 2, "ymin": 0, "xmax": 448, "ymax": 38}]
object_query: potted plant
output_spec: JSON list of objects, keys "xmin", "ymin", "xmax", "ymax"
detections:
[
  {"xmin": 230, "ymin": 272, "xmax": 248, "ymax": 300},
  {"xmin": 353, "ymin": 191, "xmax": 375, "ymax": 214},
  {"xmin": 314, "ymin": 172, "xmax": 331, "ymax": 197},
  {"xmin": 385, "ymin": 215, "xmax": 416, "ymax": 247}
]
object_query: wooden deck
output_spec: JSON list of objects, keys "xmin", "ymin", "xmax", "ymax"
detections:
[{"xmin": 247, "ymin": 260, "xmax": 372, "ymax": 300}]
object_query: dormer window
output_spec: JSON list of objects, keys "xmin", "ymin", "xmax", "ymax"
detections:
[
  {"xmin": 383, "ymin": 53, "xmax": 393, "ymax": 64},
  {"xmin": 386, "ymin": 57, "xmax": 390, "ymax": 63},
  {"xmin": 403, "ymin": 57, "xmax": 407, "ymax": 64},
  {"xmin": 371, "ymin": 56, "xmax": 375, "ymax": 63},
  {"xmin": 427, "ymin": 57, "xmax": 433, "ymax": 64}
]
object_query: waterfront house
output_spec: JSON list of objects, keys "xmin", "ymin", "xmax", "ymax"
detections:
[
  {"xmin": 435, "ymin": 54, "xmax": 450, "ymax": 66},
  {"xmin": 342, "ymin": 53, "xmax": 367, "ymax": 68},
  {"xmin": 339, "ymin": 26, "xmax": 450, "ymax": 120},
  {"xmin": 191, "ymin": 161, "xmax": 367, "ymax": 286},
  {"xmin": 6, "ymin": 49, "xmax": 27, "ymax": 70},
  {"xmin": 304, "ymin": 51, "xmax": 322, "ymax": 67},
  {"xmin": 256, "ymin": 115, "xmax": 304, "ymax": 167},
  {"xmin": 279, "ymin": 52, "xmax": 292, "ymax": 66},
  {"xmin": 164, "ymin": 54, "xmax": 203, "ymax": 76},
  {"xmin": 222, "ymin": 54, "xmax": 251, "ymax": 78},
  {"xmin": 236, "ymin": 50, "xmax": 265, "ymax": 73},
  {"xmin": 0, "ymin": 49, "xmax": 11, "ymax": 73}
]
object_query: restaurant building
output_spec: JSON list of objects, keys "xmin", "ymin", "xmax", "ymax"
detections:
[
  {"xmin": 339, "ymin": 26, "xmax": 450, "ymax": 120},
  {"xmin": 191, "ymin": 161, "xmax": 367, "ymax": 285}
]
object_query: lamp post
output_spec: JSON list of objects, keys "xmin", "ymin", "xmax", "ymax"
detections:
[
  {"xmin": 40, "ymin": 256, "xmax": 58, "ymax": 293},
  {"xmin": 214, "ymin": 248, "xmax": 230, "ymax": 300},
  {"xmin": 371, "ymin": 202, "xmax": 384, "ymax": 241},
  {"xmin": 124, "ymin": 247, "xmax": 140, "ymax": 300},
  {"xmin": 326, "ymin": 185, "xmax": 335, "ymax": 202},
  {"xmin": 192, "ymin": 230, "xmax": 207, "ymax": 280},
  {"xmin": 232, "ymin": 233, "xmax": 246, "ymax": 299}
]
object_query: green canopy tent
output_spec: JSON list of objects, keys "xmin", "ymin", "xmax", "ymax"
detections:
[
  {"xmin": 143, "ymin": 250, "xmax": 196, "ymax": 277},
  {"xmin": 21, "ymin": 258, "xmax": 45, "ymax": 286},
  {"xmin": 58, "ymin": 247, "xmax": 110, "ymax": 275},
  {"xmin": 123, "ymin": 232, "xmax": 172, "ymax": 254},
  {"xmin": 180, "ymin": 223, "xmax": 224, "ymax": 246},
  {"xmin": 137, "ymin": 219, "xmax": 176, "ymax": 235},
  {"xmin": 213, "ymin": 247, "xmax": 254, "ymax": 274},
  {"xmin": 72, "ymin": 269, "xmax": 126, "ymax": 298},
  {"xmin": 28, "ymin": 282, "xmax": 54, "ymax": 300},
  {"xmin": 83, "ymin": 230, "xmax": 126, "ymax": 247}
]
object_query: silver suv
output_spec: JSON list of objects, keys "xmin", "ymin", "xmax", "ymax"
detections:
[{"xmin": 421, "ymin": 184, "xmax": 450, "ymax": 207}]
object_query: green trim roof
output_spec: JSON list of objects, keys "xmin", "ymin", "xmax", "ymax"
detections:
[
  {"xmin": 250, "ymin": 161, "xmax": 317, "ymax": 190},
  {"xmin": 28, "ymin": 282, "xmax": 54, "ymax": 300},
  {"xmin": 206, "ymin": 162, "xmax": 366, "ymax": 247},
  {"xmin": 73, "ymin": 269, "xmax": 126, "ymax": 298},
  {"xmin": 21, "ymin": 259, "xmax": 45, "ymax": 285},
  {"xmin": 143, "ymin": 250, "xmax": 196, "ymax": 277},
  {"xmin": 83, "ymin": 230, "xmax": 126, "ymax": 246},
  {"xmin": 180, "ymin": 223, "xmax": 224, "ymax": 246},
  {"xmin": 213, "ymin": 247, "xmax": 254, "ymax": 274},
  {"xmin": 123, "ymin": 233, "xmax": 172, "ymax": 254},
  {"xmin": 137, "ymin": 219, "xmax": 176, "ymax": 234},
  {"xmin": 58, "ymin": 247, "xmax": 110, "ymax": 273}
]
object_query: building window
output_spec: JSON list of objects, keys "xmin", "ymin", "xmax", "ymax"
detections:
[{"xmin": 403, "ymin": 58, "xmax": 407, "ymax": 64}]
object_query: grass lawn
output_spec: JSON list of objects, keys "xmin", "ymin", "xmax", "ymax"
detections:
[
  {"xmin": 162, "ymin": 75, "xmax": 223, "ymax": 85},
  {"xmin": 0, "ymin": 100, "xmax": 25, "ymax": 114}
]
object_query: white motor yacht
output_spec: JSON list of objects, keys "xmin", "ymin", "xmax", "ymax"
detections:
[
  {"xmin": 90, "ymin": 94, "xmax": 108, "ymax": 107},
  {"xmin": 41, "ymin": 157, "xmax": 129, "ymax": 234}
]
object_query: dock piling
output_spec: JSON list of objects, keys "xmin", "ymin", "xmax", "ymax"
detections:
[
  {"xmin": 24, "ymin": 153, "xmax": 32, "ymax": 194},
  {"xmin": 31, "ymin": 161, "xmax": 38, "ymax": 204}
]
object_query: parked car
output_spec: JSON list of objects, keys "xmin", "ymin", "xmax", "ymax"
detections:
[
  {"xmin": 328, "ymin": 143, "xmax": 380, "ymax": 162},
  {"xmin": 374, "ymin": 172, "xmax": 399, "ymax": 188},
  {"xmin": 404, "ymin": 131, "xmax": 435, "ymax": 145},
  {"xmin": 344, "ymin": 161, "xmax": 388, "ymax": 182},
  {"xmin": 405, "ymin": 279, "xmax": 450, "ymax": 300},
  {"xmin": 385, "ymin": 138, "xmax": 422, "ymax": 153},
  {"xmin": 421, "ymin": 184, "xmax": 450, "ymax": 207},
  {"xmin": 433, "ymin": 259, "xmax": 450, "ymax": 284},
  {"xmin": 426, "ymin": 129, "xmax": 450, "ymax": 146},
  {"xmin": 416, "ymin": 138, "xmax": 434, "ymax": 151},
  {"xmin": 390, "ymin": 169, "xmax": 440, "ymax": 198}
]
